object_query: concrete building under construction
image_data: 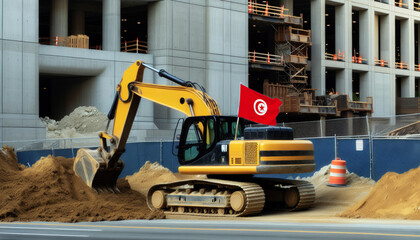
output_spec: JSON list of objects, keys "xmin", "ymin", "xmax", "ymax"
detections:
[{"xmin": 0, "ymin": 0, "xmax": 419, "ymax": 141}]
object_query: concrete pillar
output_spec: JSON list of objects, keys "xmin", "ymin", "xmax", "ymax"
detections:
[
  {"xmin": 380, "ymin": 14, "xmax": 391, "ymax": 63},
  {"xmin": 336, "ymin": 69, "xmax": 352, "ymax": 96},
  {"xmin": 374, "ymin": 14, "xmax": 379, "ymax": 60},
  {"xmin": 103, "ymin": 0, "xmax": 120, "ymax": 51},
  {"xmin": 359, "ymin": 9, "xmax": 369, "ymax": 63},
  {"xmin": 311, "ymin": 0, "xmax": 326, "ymax": 95},
  {"xmin": 50, "ymin": 0, "xmax": 68, "ymax": 37},
  {"xmin": 280, "ymin": 0, "xmax": 293, "ymax": 14},
  {"xmin": 400, "ymin": 18, "xmax": 410, "ymax": 65},
  {"xmin": 359, "ymin": 72, "xmax": 370, "ymax": 102},
  {"xmin": 71, "ymin": 10, "xmax": 85, "ymax": 35},
  {"xmin": 401, "ymin": 76, "xmax": 414, "ymax": 97},
  {"xmin": 335, "ymin": 4, "xmax": 349, "ymax": 61}
]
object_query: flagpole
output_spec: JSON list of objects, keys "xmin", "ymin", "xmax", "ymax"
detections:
[
  {"xmin": 234, "ymin": 116, "xmax": 240, "ymax": 140},
  {"xmin": 235, "ymin": 83, "xmax": 243, "ymax": 141}
]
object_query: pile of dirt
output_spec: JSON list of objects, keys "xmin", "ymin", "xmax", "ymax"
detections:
[
  {"xmin": 126, "ymin": 161, "xmax": 205, "ymax": 196},
  {"xmin": 341, "ymin": 166, "xmax": 420, "ymax": 219},
  {"xmin": 387, "ymin": 120, "xmax": 420, "ymax": 136},
  {"xmin": 0, "ymin": 146, "xmax": 164, "ymax": 222},
  {"xmin": 41, "ymin": 106, "xmax": 107, "ymax": 139},
  {"xmin": 300, "ymin": 165, "xmax": 375, "ymax": 214}
]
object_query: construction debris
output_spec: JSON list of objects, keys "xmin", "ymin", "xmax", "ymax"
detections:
[
  {"xmin": 341, "ymin": 166, "xmax": 420, "ymax": 220},
  {"xmin": 387, "ymin": 120, "xmax": 420, "ymax": 136},
  {"xmin": 41, "ymin": 106, "xmax": 107, "ymax": 139}
]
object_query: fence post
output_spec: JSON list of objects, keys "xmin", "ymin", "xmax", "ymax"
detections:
[
  {"xmin": 366, "ymin": 115, "xmax": 373, "ymax": 179},
  {"xmin": 70, "ymin": 138, "xmax": 75, "ymax": 159},
  {"xmin": 334, "ymin": 134, "xmax": 337, "ymax": 159},
  {"xmin": 160, "ymin": 139, "xmax": 163, "ymax": 165}
]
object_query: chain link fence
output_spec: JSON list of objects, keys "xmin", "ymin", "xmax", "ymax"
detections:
[{"xmin": 1, "ymin": 113, "xmax": 420, "ymax": 152}]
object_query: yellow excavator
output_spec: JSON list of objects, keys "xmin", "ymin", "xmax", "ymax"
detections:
[{"xmin": 74, "ymin": 60, "xmax": 315, "ymax": 216}]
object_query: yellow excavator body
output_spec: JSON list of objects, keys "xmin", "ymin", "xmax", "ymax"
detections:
[{"xmin": 74, "ymin": 60, "xmax": 316, "ymax": 215}]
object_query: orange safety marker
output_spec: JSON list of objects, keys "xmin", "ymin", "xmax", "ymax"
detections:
[
  {"xmin": 352, "ymin": 56, "xmax": 355, "ymax": 63},
  {"xmin": 265, "ymin": 2, "xmax": 269, "ymax": 16},
  {"xmin": 280, "ymin": 5, "xmax": 284, "ymax": 18},
  {"xmin": 333, "ymin": 54, "xmax": 337, "ymax": 61},
  {"xmin": 327, "ymin": 158, "xmax": 347, "ymax": 187},
  {"xmin": 281, "ymin": 53, "xmax": 284, "ymax": 64},
  {"xmin": 400, "ymin": 61, "xmax": 403, "ymax": 69},
  {"xmin": 267, "ymin": 52, "xmax": 271, "ymax": 64},
  {"xmin": 248, "ymin": 0, "xmax": 253, "ymax": 13},
  {"xmin": 380, "ymin": 59, "xmax": 384, "ymax": 67},
  {"xmin": 253, "ymin": 50, "xmax": 256, "ymax": 62},
  {"xmin": 55, "ymin": 36, "xmax": 58, "ymax": 46},
  {"xmin": 399, "ymin": 0, "xmax": 403, "ymax": 7},
  {"xmin": 358, "ymin": 55, "xmax": 362, "ymax": 64}
]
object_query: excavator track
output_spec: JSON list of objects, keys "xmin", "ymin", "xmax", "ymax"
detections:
[
  {"xmin": 147, "ymin": 179, "xmax": 265, "ymax": 217},
  {"xmin": 147, "ymin": 178, "xmax": 315, "ymax": 217}
]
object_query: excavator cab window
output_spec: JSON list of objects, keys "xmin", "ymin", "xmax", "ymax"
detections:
[
  {"xmin": 184, "ymin": 121, "xmax": 203, "ymax": 161},
  {"xmin": 179, "ymin": 116, "xmax": 218, "ymax": 164}
]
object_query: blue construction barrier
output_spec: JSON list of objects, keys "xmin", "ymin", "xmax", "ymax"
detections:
[{"xmin": 15, "ymin": 138, "xmax": 420, "ymax": 181}]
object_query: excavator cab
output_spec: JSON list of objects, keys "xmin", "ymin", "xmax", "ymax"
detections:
[{"xmin": 177, "ymin": 116, "xmax": 245, "ymax": 166}]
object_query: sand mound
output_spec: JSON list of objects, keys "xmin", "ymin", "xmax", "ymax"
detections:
[
  {"xmin": 0, "ymin": 146, "xmax": 164, "ymax": 222},
  {"xmin": 127, "ymin": 161, "xmax": 206, "ymax": 196},
  {"xmin": 41, "ymin": 106, "xmax": 107, "ymax": 138},
  {"xmin": 300, "ymin": 165, "xmax": 375, "ymax": 213},
  {"xmin": 341, "ymin": 165, "xmax": 420, "ymax": 219},
  {"xmin": 127, "ymin": 161, "xmax": 180, "ymax": 196}
]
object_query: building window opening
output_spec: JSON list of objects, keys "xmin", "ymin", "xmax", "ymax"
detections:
[
  {"xmin": 416, "ymin": 23, "xmax": 419, "ymax": 70},
  {"xmin": 395, "ymin": 0, "xmax": 408, "ymax": 8},
  {"xmin": 325, "ymin": 70, "xmax": 336, "ymax": 95},
  {"xmin": 352, "ymin": 72, "xmax": 360, "ymax": 101},
  {"xmin": 396, "ymin": 20, "xmax": 401, "ymax": 63},
  {"xmin": 325, "ymin": 5, "xmax": 336, "ymax": 59},
  {"xmin": 415, "ymin": 0, "xmax": 420, "ymax": 11},
  {"xmin": 39, "ymin": 74, "xmax": 93, "ymax": 119},
  {"xmin": 39, "ymin": 0, "xmax": 102, "ymax": 49},
  {"xmin": 396, "ymin": 77, "xmax": 402, "ymax": 98},
  {"xmin": 121, "ymin": 5, "xmax": 148, "ymax": 53},
  {"xmin": 352, "ymin": 10, "xmax": 362, "ymax": 64}
]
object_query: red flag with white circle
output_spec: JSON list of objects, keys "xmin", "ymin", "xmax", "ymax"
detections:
[{"xmin": 238, "ymin": 84, "xmax": 282, "ymax": 126}]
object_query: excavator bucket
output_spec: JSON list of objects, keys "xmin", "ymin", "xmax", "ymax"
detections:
[{"xmin": 73, "ymin": 148, "xmax": 124, "ymax": 192}]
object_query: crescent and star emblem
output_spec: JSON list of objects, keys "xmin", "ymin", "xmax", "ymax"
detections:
[{"xmin": 253, "ymin": 99, "xmax": 267, "ymax": 116}]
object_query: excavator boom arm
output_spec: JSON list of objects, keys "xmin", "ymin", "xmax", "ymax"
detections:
[
  {"xmin": 73, "ymin": 60, "xmax": 221, "ymax": 191},
  {"xmin": 108, "ymin": 61, "xmax": 220, "ymax": 163}
]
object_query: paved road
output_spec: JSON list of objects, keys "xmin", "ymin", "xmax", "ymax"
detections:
[{"xmin": 1, "ymin": 219, "xmax": 420, "ymax": 240}]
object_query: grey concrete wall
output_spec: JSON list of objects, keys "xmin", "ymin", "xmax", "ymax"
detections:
[
  {"xmin": 0, "ymin": 0, "xmax": 45, "ymax": 142},
  {"xmin": 148, "ymin": 0, "xmax": 248, "ymax": 129}
]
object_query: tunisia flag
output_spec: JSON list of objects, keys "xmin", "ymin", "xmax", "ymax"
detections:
[{"xmin": 238, "ymin": 84, "xmax": 282, "ymax": 126}]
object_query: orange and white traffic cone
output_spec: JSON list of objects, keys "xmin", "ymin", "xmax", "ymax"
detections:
[
  {"xmin": 253, "ymin": 50, "xmax": 256, "ymax": 62},
  {"xmin": 327, "ymin": 158, "xmax": 347, "ymax": 187},
  {"xmin": 267, "ymin": 52, "xmax": 271, "ymax": 64},
  {"xmin": 248, "ymin": 0, "xmax": 253, "ymax": 13}
]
